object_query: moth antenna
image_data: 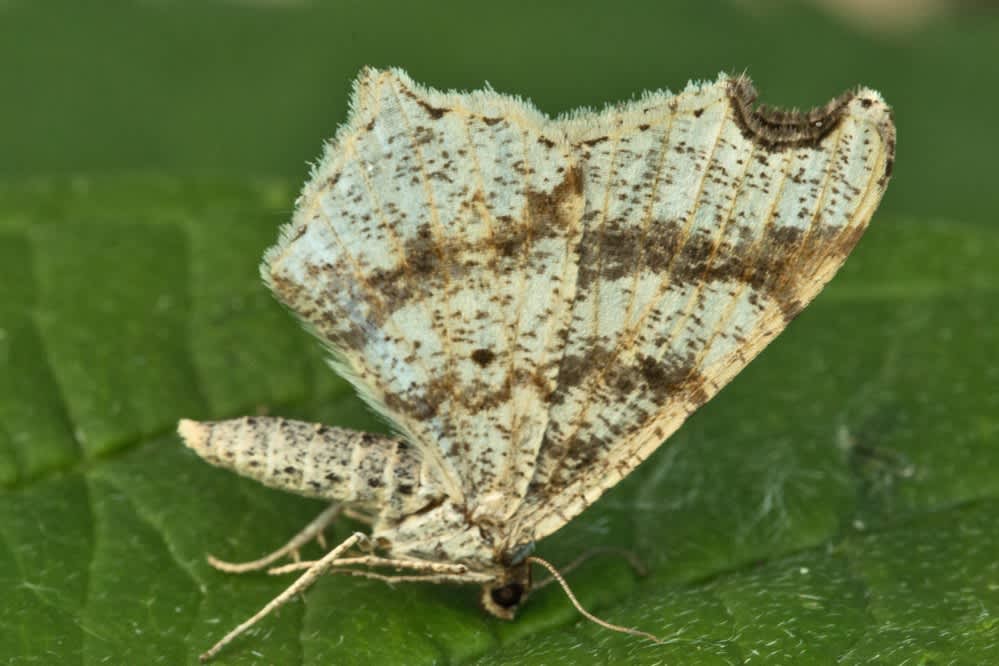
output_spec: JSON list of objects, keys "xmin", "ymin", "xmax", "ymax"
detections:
[
  {"xmin": 534, "ymin": 547, "xmax": 647, "ymax": 590},
  {"xmin": 526, "ymin": 556, "xmax": 662, "ymax": 643}
]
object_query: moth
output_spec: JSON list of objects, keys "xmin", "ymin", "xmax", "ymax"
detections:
[{"xmin": 179, "ymin": 67, "xmax": 895, "ymax": 660}]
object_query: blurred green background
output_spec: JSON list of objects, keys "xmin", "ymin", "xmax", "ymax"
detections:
[
  {"xmin": 2, "ymin": 1, "xmax": 998, "ymax": 664},
  {"xmin": 2, "ymin": 0, "xmax": 997, "ymax": 227}
]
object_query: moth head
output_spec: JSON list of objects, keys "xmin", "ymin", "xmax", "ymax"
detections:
[{"xmin": 481, "ymin": 561, "xmax": 532, "ymax": 620}]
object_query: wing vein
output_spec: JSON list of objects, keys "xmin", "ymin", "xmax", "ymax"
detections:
[
  {"xmin": 694, "ymin": 146, "xmax": 795, "ymax": 393},
  {"xmin": 384, "ymin": 76, "xmax": 464, "ymax": 469},
  {"xmin": 622, "ymin": 106, "xmax": 679, "ymax": 337},
  {"xmin": 767, "ymin": 122, "xmax": 849, "ymax": 307},
  {"xmin": 457, "ymin": 111, "xmax": 517, "ymax": 497},
  {"xmin": 597, "ymin": 140, "xmax": 798, "ymax": 503},
  {"xmin": 588, "ymin": 125, "xmax": 626, "ymax": 346},
  {"xmin": 540, "ymin": 101, "xmax": 729, "ymax": 500},
  {"xmin": 309, "ymin": 182, "xmax": 463, "ymax": 500},
  {"xmin": 642, "ymin": 119, "xmax": 758, "ymax": 413},
  {"xmin": 797, "ymin": 118, "xmax": 887, "ymax": 302},
  {"xmin": 497, "ymin": 126, "xmax": 541, "ymax": 499}
]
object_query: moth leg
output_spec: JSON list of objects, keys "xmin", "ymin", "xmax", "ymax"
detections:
[
  {"xmin": 199, "ymin": 531, "xmax": 368, "ymax": 663},
  {"xmin": 206, "ymin": 503, "xmax": 343, "ymax": 574},
  {"xmin": 314, "ymin": 507, "xmax": 376, "ymax": 549},
  {"xmin": 334, "ymin": 555, "xmax": 473, "ymax": 575},
  {"xmin": 267, "ymin": 554, "xmax": 473, "ymax": 577},
  {"xmin": 533, "ymin": 547, "xmax": 647, "ymax": 590},
  {"xmin": 342, "ymin": 506, "xmax": 378, "ymax": 525}
]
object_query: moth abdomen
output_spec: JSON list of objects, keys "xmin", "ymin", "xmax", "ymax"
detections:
[{"xmin": 178, "ymin": 417, "xmax": 429, "ymax": 510}]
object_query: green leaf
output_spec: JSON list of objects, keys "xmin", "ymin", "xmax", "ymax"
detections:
[
  {"xmin": 1, "ymin": 177, "xmax": 997, "ymax": 664},
  {"xmin": 3, "ymin": 0, "xmax": 999, "ymax": 661}
]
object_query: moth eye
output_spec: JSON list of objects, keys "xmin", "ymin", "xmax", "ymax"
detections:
[{"xmin": 490, "ymin": 583, "xmax": 524, "ymax": 608}]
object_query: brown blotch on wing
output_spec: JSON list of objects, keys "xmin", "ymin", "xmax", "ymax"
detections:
[
  {"xmin": 524, "ymin": 164, "xmax": 584, "ymax": 229},
  {"xmin": 532, "ymin": 347, "xmax": 710, "ymax": 497},
  {"xmin": 416, "ymin": 98, "xmax": 450, "ymax": 119},
  {"xmin": 553, "ymin": 346, "xmax": 707, "ymax": 410},
  {"xmin": 269, "ymin": 270, "xmax": 370, "ymax": 350},
  {"xmin": 575, "ymin": 217, "xmax": 865, "ymax": 323},
  {"xmin": 380, "ymin": 365, "xmax": 519, "ymax": 423},
  {"xmin": 381, "ymin": 370, "xmax": 458, "ymax": 421},
  {"xmin": 471, "ymin": 348, "xmax": 497, "ymax": 367},
  {"xmin": 365, "ymin": 166, "xmax": 583, "ymax": 317}
]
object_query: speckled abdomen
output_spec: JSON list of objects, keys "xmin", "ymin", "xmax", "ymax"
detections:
[{"xmin": 179, "ymin": 417, "xmax": 444, "ymax": 520}]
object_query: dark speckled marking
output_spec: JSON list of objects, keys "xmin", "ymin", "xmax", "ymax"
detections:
[
  {"xmin": 360, "ymin": 166, "xmax": 583, "ymax": 320},
  {"xmin": 727, "ymin": 77, "xmax": 852, "ymax": 152},
  {"xmin": 574, "ymin": 216, "xmax": 862, "ymax": 322},
  {"xmin": 529, "ymin": 346, "xmax": 709, "ymax": 499},
  {"xmin": 552, "ymin": 346, "xmax": 707, "ymax": 410}
]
